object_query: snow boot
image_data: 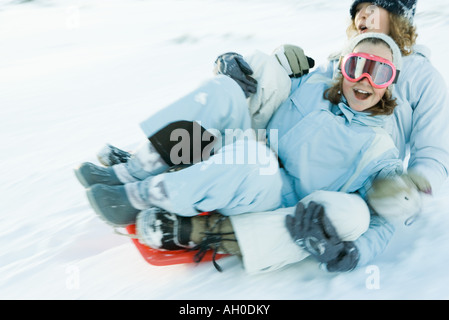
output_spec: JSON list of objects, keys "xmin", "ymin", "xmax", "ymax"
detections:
[
  {"xmin": 189, "ymin": 213, "xmax": 241, "ymax": 271},
  {"xmin": 74, "ymin": 162, "xmax": 122, "ymax": 188},
  {"xmin": 136, "ymin": 210, "xmax": 241, "ymax": 271},
  {"xmin": 86, "ymin": 184, "xmax": 140, "ymax": 227},
  {"xmin": 97, "ymin": 144, "xmax": 131, "ymax": 167},
  {"xmin": 136, "ymin": 207, "xmax": 195, "ymax": 250}
]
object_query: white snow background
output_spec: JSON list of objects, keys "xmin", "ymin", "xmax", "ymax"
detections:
[{"xmin": 1, "ymin": 0, "xmax": 449, "ymax": 300}]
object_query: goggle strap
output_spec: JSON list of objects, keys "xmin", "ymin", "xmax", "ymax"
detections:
[
  {"xmin": 392, "ymin": 70, "xmax": 400, "ymax": 84},
  {"xmin": 337, "ymin": 56, "xmax": 343, "ymax": 72}
]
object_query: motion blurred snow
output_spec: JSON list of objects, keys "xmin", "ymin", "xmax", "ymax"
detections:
[{"xmin": 1, "ymin": 0, "xmax": 448, "ymax": 299}]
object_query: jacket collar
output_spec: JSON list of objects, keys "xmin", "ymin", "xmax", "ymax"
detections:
[{"xmin": 331, "ymin": 97, "xmax": 387, "ymax": 127}]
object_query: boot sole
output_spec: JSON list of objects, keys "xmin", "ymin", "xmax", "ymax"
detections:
[{"xmin": 86, "ymin": 186, "xmax": 133, "ymax": 228}]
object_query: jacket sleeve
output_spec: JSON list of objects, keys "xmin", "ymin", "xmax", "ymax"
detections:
[
  {"xmin": 353, "ymin": 212, "xmax": 395, "ymax": 268},
  {"xmin": 244, "ymin": 51, "xmax": 292, "ymax": 130},
  {"xmin": 406, "ymin": 56, "xmax": 449, "ymax": 191}
]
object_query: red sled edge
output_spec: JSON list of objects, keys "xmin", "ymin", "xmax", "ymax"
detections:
[{"xmin": 126, "ymin": 224, "xmax": 228, "ymax": 266}]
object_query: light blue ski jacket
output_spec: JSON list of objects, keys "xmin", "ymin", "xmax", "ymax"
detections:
[{"xmin": 267, "ymin": 73, "xmax": 403, "ymax": 207}]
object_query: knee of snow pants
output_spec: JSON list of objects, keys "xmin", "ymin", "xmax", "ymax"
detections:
[
  {"xmin": 149, "ymin": 120, "xmax": 217, "ymax": 167},
  {"xmin": 300, "ymin": 191, "xmax": 370, "ymax": 241},
  {"xmin": 159, "ymin": 138, "xmax": 283, "ymax": 216},
  {"xmin": 139, "ymin": 75, "xmax": 252, "ymax": 142},
  {"xmin": 230, "ymin": 191, "xmax": 370, "ymax": 274}
]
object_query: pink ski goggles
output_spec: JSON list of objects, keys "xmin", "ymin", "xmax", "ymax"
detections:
[{"xmin": 341, "ymin": 52, "xmax": 399, "ymax": 89}]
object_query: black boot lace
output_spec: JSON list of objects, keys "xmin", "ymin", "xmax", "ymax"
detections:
[{"xmin": 190, "ymin": 215, "xmax": 237, "ymax": 272}]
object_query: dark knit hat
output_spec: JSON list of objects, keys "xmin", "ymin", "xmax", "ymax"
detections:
[{"xmin": 350, "ymin": 0, "xmax": 417, "ymax": 22}]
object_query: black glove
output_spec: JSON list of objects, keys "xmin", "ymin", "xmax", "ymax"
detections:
[
  {"xmin": 214, "ymin": 52, "xmax": 258, "ymax": 98},
  {"xmin": 285, "ymin": 201, "xmax": 359, "ymax": 272}
]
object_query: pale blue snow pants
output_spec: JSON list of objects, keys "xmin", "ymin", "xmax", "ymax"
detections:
[
  {"xmin": 135, "ymin": 75, "xmax": 284, "ymax": 216},
  {"xmin": 159, "ymin": 138, "xmax": 283, "ymax": 216}
]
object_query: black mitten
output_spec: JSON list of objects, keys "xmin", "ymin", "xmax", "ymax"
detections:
[{"xmin": 286, "ymin": 201, "xmax": 359, "ymax": 272}]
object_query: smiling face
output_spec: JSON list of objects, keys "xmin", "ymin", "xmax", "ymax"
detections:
[
  {"xmin": 354, "ymin": 2, "xmax": 391, "ymax": 35},
  {"xmin": 342, "ymin": 41, "xmax": 393, "ymax": 112}
]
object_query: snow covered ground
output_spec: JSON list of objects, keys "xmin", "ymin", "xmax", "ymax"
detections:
[{"xmin": 1, "ymin": 0, "xmax": 449, "ymax": 300}]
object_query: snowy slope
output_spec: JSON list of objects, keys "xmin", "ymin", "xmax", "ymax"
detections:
[{"xmin": 1, "ymin": 0, "xmax": 449, "ymax": 300}]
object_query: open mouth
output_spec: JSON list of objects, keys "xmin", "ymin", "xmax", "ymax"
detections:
[
  {"xmin": 353, "ymin": 88, "xmax": 372, "ymax": 100},
  {"xmin": 358, "ymin": 25, "xmax": 369, "ymax": 33}
]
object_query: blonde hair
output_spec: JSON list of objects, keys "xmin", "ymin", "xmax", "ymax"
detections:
[{"xmin": 346, "ymin": 12, "xmax": 418, "ymax": 56}]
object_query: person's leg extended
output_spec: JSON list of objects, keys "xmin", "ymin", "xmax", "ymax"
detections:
[{"xmin": 131, "ymin": 138, "xmax": 283, "ymax": 216}]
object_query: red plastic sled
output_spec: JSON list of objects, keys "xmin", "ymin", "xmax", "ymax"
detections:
[{"xmin": 126, "ymin": 224, "xmax": 228, "ymax": 266}]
